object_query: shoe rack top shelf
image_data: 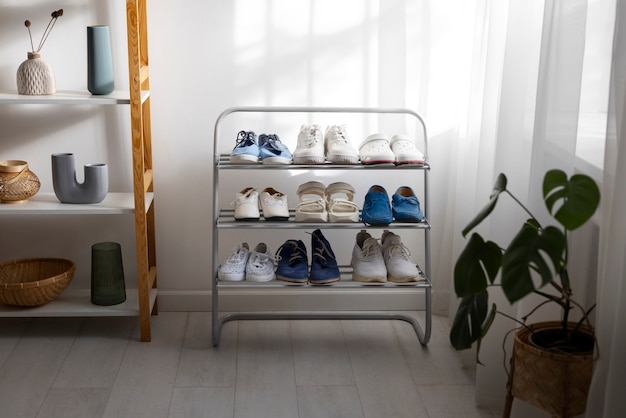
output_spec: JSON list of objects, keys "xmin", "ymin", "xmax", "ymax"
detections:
[
  {"xmin": 213, "ymin": 106, "xmax": 429, "ymax": 160},
  {"xmin": 216, "ymin": 154, "xmax": 430, "ymax": 170}
]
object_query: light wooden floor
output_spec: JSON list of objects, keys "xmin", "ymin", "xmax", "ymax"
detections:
[{"xmin": 0, "ymin": 312, "xmax": 502, "ymax": 418}]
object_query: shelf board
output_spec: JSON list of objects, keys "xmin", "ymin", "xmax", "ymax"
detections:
[
  {"xmin": 216, "ymin": 155, "xmax": 429, "ymax": 170},
  {"xmin": 0, "ymin": 288, "xmax": 157, "ymax": 318},
  {"xmin": 217, "ymin": 210, "xmax": 430, "ymax": 229},
  {"xmin": 217, "ymin": 267, "xmax": 431, "ymax": 290},
  {"xmin": 217, "ymin": 278, "xmax": 431, "ymax": 290},
  {"xmin": 0, "ymin": 192, "xmax": 154, "ymax": 215},
  {"xmin": 0, "ymin": 90, "xmax": 149, "ymax": 105}
]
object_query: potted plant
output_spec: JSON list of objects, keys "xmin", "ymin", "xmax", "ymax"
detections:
[{"xmin": 449, "ymin": 169, "xmax": 600, "ymax": 417}]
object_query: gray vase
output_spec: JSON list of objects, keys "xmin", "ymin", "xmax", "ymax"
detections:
[
  {"xmin": 87, "ymin": 25, "xmax": 114, "ymax": 95},
  {"xmin": 52, "ymin": 153, "xmax": 108, "ymax": 204}
]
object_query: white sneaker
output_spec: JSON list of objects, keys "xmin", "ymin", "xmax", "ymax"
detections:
[
  {"xmin": 259, "ymin": 187, "xmax": 289, "ymax": 221},
  {"xmin": 351, "ymin": 230, "xmax": 387, "ymax": 283},
  {"xmin": 234, "ymin": 187, "xmax": 260, "ymax": 220},
  {"xmin": 246, "ymin": 243, "xmax": 275, "ymax": 282},
  {"xmin": 390, "ymin": 134, "xmax": 425, "ymax": 165},
  {"xmin": 325, "ymin": 125, "xmax": 359, "ymax": 164},
  {"xmin": 218, "ymin": 243, "xmax": 250, "ymax": 281},
  {"xmin": 293, "ymin": 124, "xmax": 325, "ymax": 164},
  {"xmin": 359, "ymin": 134, "xmax": 395, "ymax": 165},
  {"xmin": 381, "ymin": 230, "xmax": 419, "ymax": 282}
]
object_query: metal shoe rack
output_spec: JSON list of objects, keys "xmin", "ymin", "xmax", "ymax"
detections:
[{"xmin": 211, "ymin": 106, "xmax": 432, "ymax": 347}]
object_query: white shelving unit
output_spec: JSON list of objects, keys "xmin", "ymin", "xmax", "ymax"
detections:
[
  {"xmin": 0, "ymin": 0, "xmax": 157, "ymax": 341},
  {"xmin": 211, "ymin": 106, "xmax": 432, "ymax": 347}
]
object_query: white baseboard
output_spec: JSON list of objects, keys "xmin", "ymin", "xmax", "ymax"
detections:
[{"xmin": 156, "ymin": 288, "xmax": 449, "ymax": 315}]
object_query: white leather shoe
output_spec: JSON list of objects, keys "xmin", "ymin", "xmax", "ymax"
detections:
[
  {"xmin": 351, "ymin": 230, "xmax": 387, "ymax": 283},
  {"xmin": 259, "ymin": 187, "xmax": 289, "ymax": 221},
  {"xmin": 293, "ymin": 124, "xmax": 325, "ymax": 164},
  {"xmin": 325, "ymin": 125, "xmax": 359, "ymax": 164},
  {"xmin": 234, "ymin": 187, "xmax": 260, "ymax": 220},
  {"xmin": 381, "ymin": 230, "xmax": 419, "ymax": 282}
]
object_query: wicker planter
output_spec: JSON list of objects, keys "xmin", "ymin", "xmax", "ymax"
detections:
[
  {"xmin": 0, "ymin": 258, "xmax": 75, "ymax": 306},
  {"xmin": 504, "ymin": 321, "xmax": 594, "ymax": 417}
]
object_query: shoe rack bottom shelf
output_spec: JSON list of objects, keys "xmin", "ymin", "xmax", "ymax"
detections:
[
  {"xmin": 211, "ymin": 271, "xmax": 432, "ymax": 347},
  {"xmin": 212, "ymin": 309, "xmax": 431, "ymax": 347}
]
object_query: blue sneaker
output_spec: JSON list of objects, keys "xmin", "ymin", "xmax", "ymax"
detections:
[
  {"xmin": 309, "ymin": 229, "xmax": 340, "ymax": 284},
  {"xmin": 259, "ymin": 134, "xmax": 292, "ymax": 165},
  {"xmin": 361, "ymin": 185, "xmax": 393, "ymax": 225},
  {"xmin": 230, "ymin": 131, "xmax": 260, "ymax": 163},
  {"xmin": 275, "ymin": 239, "xmax": 308, "ymax": 283},
  {"xmin": 392, "ymin": 186, "xmax": 424, "ymax": 222}
]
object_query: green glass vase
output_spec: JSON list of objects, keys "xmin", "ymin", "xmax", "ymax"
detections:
[{"xmin": 91, "ymin": 242, "xmax": 126, "ymax": 305}]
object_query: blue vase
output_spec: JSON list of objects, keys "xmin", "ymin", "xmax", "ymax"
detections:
[
  {"xmin": 87, "ymin": 25, "xmax": 114, "ymax": 95},
  {"xmin": 51, "ymin": 153, "xmax": 108, "ymax": 204}
]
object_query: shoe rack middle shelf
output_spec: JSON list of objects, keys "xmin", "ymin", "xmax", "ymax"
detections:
[{"xmin": 211, "ymin": 106, "xmax": 432, "ymax": 348}]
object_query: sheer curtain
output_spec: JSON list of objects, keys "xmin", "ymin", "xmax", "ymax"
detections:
[
  {"xmin": 587, "ymin": 1, "xmax": 626, "ymax": 415},
  {"xmin": 450, "ymin": 0, "xmax": 624, "ymax": 415},
  {"xmin": 153, "ymin": 0, "xmax": 622, "ymax": 414}
]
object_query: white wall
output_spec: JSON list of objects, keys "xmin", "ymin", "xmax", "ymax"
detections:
[{"xmin": 1, "ymin": 0, "xmax": 448, "ymax": 313}]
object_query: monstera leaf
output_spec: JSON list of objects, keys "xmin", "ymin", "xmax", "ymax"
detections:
[
  {"xmin": 543, "ymin": 169, "xmax": 600, "ymax": 231},
  {"xmin": 501, "ymin": 223, "xmax": 565, "ymax": 303}
]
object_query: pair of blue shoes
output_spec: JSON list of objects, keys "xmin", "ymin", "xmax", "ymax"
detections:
[
  {"xmin": 230, "ymin": 131, "xmax": 292, "ymax": 164},
  {"xmin": 275, "ymin": 230, "xmax": 340, "ymax": 285},
  {"xmin": 361, "ymin": 185, "xmax": 424, "ymax": 225}
]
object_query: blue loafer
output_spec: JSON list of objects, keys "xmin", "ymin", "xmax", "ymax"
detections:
[
  {"xmin": 392, "ymin": 186, "xmax": 424, "ymax": 222},
  {"xmin": 361, "ymin": 185, "xmax": 393, "ymax": 225}
]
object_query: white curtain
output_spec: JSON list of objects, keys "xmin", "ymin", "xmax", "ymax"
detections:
[
  {"xmin": 180, "ymin": 0, "xmax": 622, "ymax": 414},
  {"xmin": 448, "ymin": 0, "xmax": 624, "ymax": 416},
  {"xmin": 587, "ymin": 1, "xmax": 626, "ymax": 415}
]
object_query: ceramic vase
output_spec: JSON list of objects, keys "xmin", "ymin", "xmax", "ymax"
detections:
[
  {"xmin": 51, "ymin": 153, "xmax": 108, "ymax": 204},
  {"xmin": 16, "ymin": 52, "xmax": 56, "ymax": 95},
  {"xmin": 91, "ymin": 242, "xmax": 126, "ymax": 306},
  {"xmin": 87, "ymin": 25, "xmax": 115, "ymax": 95}
]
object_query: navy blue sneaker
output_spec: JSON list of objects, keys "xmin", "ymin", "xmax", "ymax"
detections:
[
  {"xmin": 361, "ymin": 185, "xmax": 393, "ymax": 225},
  {"xmin": 275, "ymin": 239, "xmax": 308, "ymax": 283},
  {"xmin": 392, "ymin": 186, "xmax": 424, "ymax": 222},
  {"xmin": 259, "ymin": 134, "xmax": 292, "ymax": 165},
  {"xmin": 309, "ymin": 229, "xmax": 340, "ymax": 284},
  {"xmin": 230, "ymin": 131, "xmax": 260, "ymax": 163}
]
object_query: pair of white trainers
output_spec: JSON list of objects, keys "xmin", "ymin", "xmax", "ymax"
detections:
[
  {"xmin": 293, "ymin": 124, "xmax": 359, "ymax": 164},
  {"xmin": 359, "ymin": 134, "xmax": 425, "ymax": 165},
  {"xmin": 218, "ymin": 242, "xmax": 275, "ymax": 282},
  {"xmin": 351, "ymin": 230, "xmax": 420, "ymax": 283},
  {"xmin": 233, "ymin": 187, "xmax": 289, "ymax": 221}
]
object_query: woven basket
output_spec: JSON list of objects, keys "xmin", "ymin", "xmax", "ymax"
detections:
[
  {"xmin": 0, "ymin": 160, "xmax": 41, "ymax": 203},
  {"xmin": 509, "ymin": 321, "xmax": 594, "ymax": 417},
  {"xmin": 0, "ymin": 258, "xmax": 75, "ymax": 306}
]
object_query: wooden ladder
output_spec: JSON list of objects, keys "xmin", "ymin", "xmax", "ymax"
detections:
[{"xmin": 126, "ymin": 0, "xmax": 157, "ymax": 342}]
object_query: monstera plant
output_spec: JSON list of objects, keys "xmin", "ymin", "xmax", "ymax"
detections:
[{"xmin": 450, "ymin": 169, "xmax": 600, "ymax": 359}]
